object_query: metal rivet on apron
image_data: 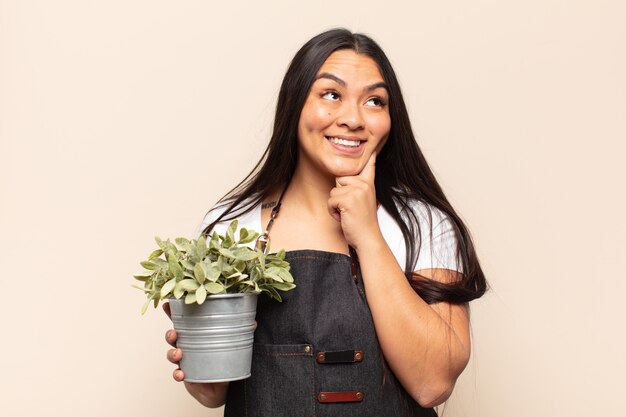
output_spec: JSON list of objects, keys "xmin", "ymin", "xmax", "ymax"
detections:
[
  {"xmin": 304, "ymin": 345, "xmax": 311, "ymax": 353},
  {"xmin": 317, "ymin": 353, "xmax": 326, "ymax": 363},
  {"xmin": 356, "ymin": 391, "xmax": 363, "ymax": 400},
  {"xmin": 354, "ymin": 352, "xmax": 363, "ymax": 361},
  {"xmin": 319, "ymin": 393, "xmax": 327, "ymax": 401}
]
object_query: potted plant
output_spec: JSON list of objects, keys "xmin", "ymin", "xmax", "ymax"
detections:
[{"xmin": 134, "ymin": 220, "xmax": 295, "ymax": 382}]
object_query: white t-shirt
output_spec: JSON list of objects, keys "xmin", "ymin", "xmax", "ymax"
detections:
[{"xmin": 199, "ymin": 198, "xmax": 461, "ymax": 273}]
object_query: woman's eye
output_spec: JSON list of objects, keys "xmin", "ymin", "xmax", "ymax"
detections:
[
  {"xmin": 365, "ymin": 97, "xmax": 386, "ymax": 107},
  {"xmin": 321, "ymin": 91, "xmax": 340, "ymax": 101}
]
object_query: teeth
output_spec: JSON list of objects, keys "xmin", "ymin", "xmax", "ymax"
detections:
[{"xmin": 327, "ymin": 137, "xmax": 361, "ymax": 147}]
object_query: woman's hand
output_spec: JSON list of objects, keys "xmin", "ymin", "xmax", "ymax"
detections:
[
  {"xmin": 327, "ymin": 151, "xmax": 383, "ymax": 249},
  {"xmin": 163, "ymin": 302, "xmax": 229, "ymax": 408}
]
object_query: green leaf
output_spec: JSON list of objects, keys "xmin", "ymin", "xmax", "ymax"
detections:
[
  {"xmin": 177, "ymin": 279, "xmax": 200, "ymax": 292},
  {"xmin": 175, "ymin": 237, "xmax": 191, "ymax": 248},
  {"xmin": 232, "ymin": 260, "xmax": 246, "ymax": 272},
  {"xmin": 234, "ymin": 247, "xmax": 259, "ymax": 261},
  {"xmin": 209, "ymin": 232, "xmax": 220, "ymax": 249},
  {"xmin": 160, "ymin": 278, "xmax": 177, "ymax": 298},
  {"xmin": 205, "ymin": 282, "xmax": 225, "ymax": 294},
  {"xmin": 151, "ymin": 258, "xmax": 167, "ymax": 268},
  {"xmin": 218, "ymin": 247, "xmax": 236, "ymax": 259},
  {"xmin": 168, "ymin": 255, "xmax": 184, "ymax": 280},
  {"xmin": 197, "ymin": 236, "xmax": 208, "ymax": 259},
  {"xmin": 133, "ymin": 270, "xmax": 153, "ymax": 280},
  {"xmin": 255, "ymin": 249, "xmax": 266, "ymax": 267},
  {"xmin": 195, "ymin": 284, "xmax": 207, "ymax": 304},
  {"xmin": 266, "ymin": 267, "xmax": 292, "ymax": 282},
  {"xmin": 186, "ymin": 244, "xmax": 199, "ymax": 262},
  {"xmin": 277, "ymin": 268, "xmax": 294, "ymax": 283},
  {"xmin": 173, "ymin": 284, "xmax": 185, "ymax": 299},
  {"xmin": 226, "ymin": 220, "xmax": 238, "ymax": 244},
  {"xmin": 206, "ymin": 262, "xmax": 221, "ymax": 281},
  {"xmin": 270, "ymin": 282, "xmax": 296, "ymax": 291},
  {"xmin": 267, "ymin": 260, "xmax": 290, "ymax": 269},
  {"xmin": 184, "ymin": 293, "xmax": 197, "ymax": 304},
  {"xmin": 194, "ymin": 262, "xmax": 207, "ymax": 284},
  {"xmin": 264, "ymin": 271, "xmax": 284, "ymax": 282},
  {"xmin": 140, "ymin": 260, "xmax": 157, "ymax": 270},
  {"xmin": 141, "ymin": 298, "xmax": 151, "ymax": 314},
  {"xmin": 262, "ymin": 286, "xmax": 282, "ymax": 302},
  {"xmin": 181, "ymin": 260, "xmax": 195, "ymax": 270},
  {"xmin": 131, "ymin": 284, "xmax": 149, "ymax": 293},
  {"xmin": 238, "ymin": 228, "xmax": 259, "ymax": 244},
  {"xmin": 238, "ymin": 228, "xmax": 248, "ymax": 243},
  {"xmin": 148, "ymin": 249, "xmax": 164, "ymax": 260},
  {"xmin": 158, "ymin": 238, "xmax": 176, "ymax": 254}
]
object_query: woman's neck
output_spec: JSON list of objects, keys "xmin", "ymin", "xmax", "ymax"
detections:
[
  {"xmin": 260, "ymin": 164, "xmax": 350, "ymax": 254},
  {"xmin": 276, "ymin": 164, "xmax": 335, "ymax": 217}
]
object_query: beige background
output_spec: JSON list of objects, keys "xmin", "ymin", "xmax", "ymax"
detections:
[{"xmin": 1, "ymin": 0, "xmax": 625, "ymax": 416}]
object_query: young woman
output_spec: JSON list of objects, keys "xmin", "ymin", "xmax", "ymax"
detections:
[{"xmin": 164, "ymin": 28, "xmax": 486, "ymax": 416}]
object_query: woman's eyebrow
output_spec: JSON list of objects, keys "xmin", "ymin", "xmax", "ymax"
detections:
[
  {"xmin": 315, "ymin": 72, "xmax": 388, "ymax": 92},
  {"xmin": 316, "ymin": 72, "xmax": 346, "ymax": 87},
  {"xmin": 365, "ymin": 81, "xmax": 388, "ymax": 92}
]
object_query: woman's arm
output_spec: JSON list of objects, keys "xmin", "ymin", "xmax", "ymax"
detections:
[
  {"xmin": 356, "ymin": 239, "xmax": 470, "ymax": 407},
  {"xmin": 328, "ymin": 153, "xmax": 470, "ymax": 407}
]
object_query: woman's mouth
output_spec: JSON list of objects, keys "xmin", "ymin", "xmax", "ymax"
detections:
[{"xmin": 325, "ymin": 136, "xmax": 364, "ymax": 148}]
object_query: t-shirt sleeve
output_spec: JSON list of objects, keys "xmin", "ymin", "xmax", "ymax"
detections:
[
  {"xmin": 413, "ymin": 205, "xmax": 462, "ymax": 273},
  {"xmin": 377, "ymin": 200, "xmax": 463, "ymax": 273},
  {"xmin": 196, "ymin": 204, "xmax": 228, "ymax": 237},
  {"xmin": 195, "ymin": 200, "xmax": 262, "ymax": 249}
]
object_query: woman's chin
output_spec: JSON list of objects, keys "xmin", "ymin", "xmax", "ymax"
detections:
[{"xmin": 327, "ymin": 164, "xmax": 362, "ymax": 178}]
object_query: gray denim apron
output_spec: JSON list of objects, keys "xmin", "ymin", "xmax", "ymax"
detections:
[{"xmin": 223, "ymin": 246, "xmax": 438, "ymax": 416}]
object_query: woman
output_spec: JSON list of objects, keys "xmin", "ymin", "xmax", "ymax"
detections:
[{"xmin": 164, "ymin": 28, "xmax": 486, "ymax": 416}]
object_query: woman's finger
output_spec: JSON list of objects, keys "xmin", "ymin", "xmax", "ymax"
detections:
[
  {"xmin": 165, "ymin": 329, "xmax": 177, "ymax": 347},
  {"xmin": 327, "ymin": 196, "xmax": 343, "ymax": 222},
  {"xmin": 173, "ymin": 368, "xmax": 185, "ymax": 382},
  {"xmin": 167, "ymin": 347, "xmax": 182, "ymax": 364},
  {"xmin": 335, "ymin": 176, "xmax": 365, "ymax": 187},
  {"xmin": 358, "ymin": 151, "xmax": 377, "ymax": 184},
  {"xmin": 329, "ymin": 185, "xmax": 352, "ymax": 198}
]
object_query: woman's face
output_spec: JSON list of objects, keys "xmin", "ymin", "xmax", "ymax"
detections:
[{"xmin": 296, "ymin": 50, "xmax": 391, "ymax": 179}]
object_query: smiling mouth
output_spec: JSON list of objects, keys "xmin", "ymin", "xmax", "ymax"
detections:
[{"xmin": 325, "ymin": 136, "xmax": 364, "ymax": 148}]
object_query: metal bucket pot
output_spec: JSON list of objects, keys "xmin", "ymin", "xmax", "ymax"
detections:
[{"xmin": 168, "ymin": 293, "xmax": 258, "ymax": 383}]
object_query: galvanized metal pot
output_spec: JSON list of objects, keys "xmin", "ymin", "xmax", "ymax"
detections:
[{"xmin": 168, "ymin": 293, "xmax": 258, "ymax": 383}]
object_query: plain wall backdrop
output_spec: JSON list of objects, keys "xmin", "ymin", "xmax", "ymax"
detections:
[{"xmin": 1, "ymin": 1, "xmax": 625, "ymax": 416}]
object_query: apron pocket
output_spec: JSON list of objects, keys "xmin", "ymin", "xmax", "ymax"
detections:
[{"xmin": 246, "ymin": 343, "xmax": 315, "ymax": 417}]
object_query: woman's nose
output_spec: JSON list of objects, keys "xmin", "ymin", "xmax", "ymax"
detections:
[{"xmin": 336, "ymin": 101, "xmax": 364, "ymax": 130}]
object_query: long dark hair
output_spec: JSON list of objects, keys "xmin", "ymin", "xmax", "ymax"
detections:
[{"xmin": 204, "ymin": 28, "xmax": 486, "ymax": 305}]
